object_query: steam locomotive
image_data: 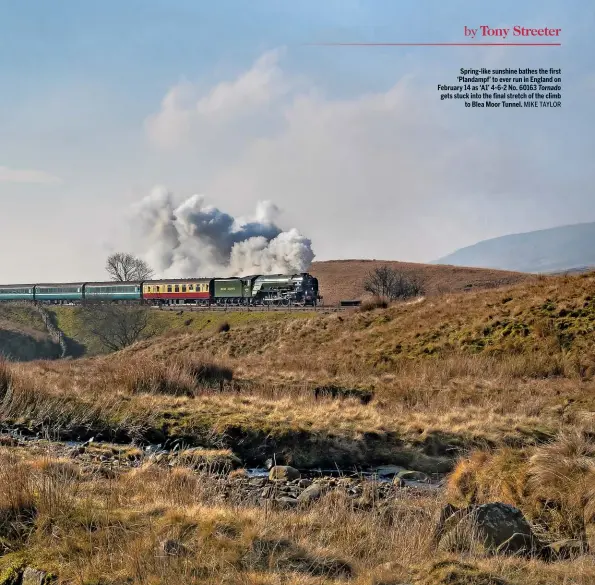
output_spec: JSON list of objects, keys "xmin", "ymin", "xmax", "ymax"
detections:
[{"xmin": 0, "ymin": 273, "xmax": 321, "ymax": 307}]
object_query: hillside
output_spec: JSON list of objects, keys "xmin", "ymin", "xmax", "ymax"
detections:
[
  {"xmin": 0, "ymin": 304, "xmax": 61, "ymax": 360},
  {"xmin": 124, "ymin": 270, "xmax": 595, "ymax": 385},
  {"xmin": 310, "ymin": 259, "xmax": 533, "ymax": 306},
  {"xmin": 48, "ymin": 305, "xmax": 316, "ymax": 357},
  {"xmin": 434, "ymin": 221, "xmax": 595, "ymax": 273}
]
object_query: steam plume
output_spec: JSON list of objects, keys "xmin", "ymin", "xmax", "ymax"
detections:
[{"xmin": 131, "ymin": 187, "xmax": 314, "ymax": 277}]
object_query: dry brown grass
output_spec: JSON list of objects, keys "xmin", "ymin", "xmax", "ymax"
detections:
[
  {"xmin": 447, "ymin": 431, "xmax": 595, "ymax": 544},
  {"xmin": 2, "ymin": 352, "xmax": 573, "ymax": 472},
  {"xmin": 117, "ymin": 272, "xmax": 595, "ymax": 393},
  {"xmin": 113, "ymin": 356, "xmax": 233, "ymax": 397},
  {"xmin": 0, "ymin": 449, "xmax": 591, "ymax": 584},
  {"xmin": 359, "ymin": 298, "xmax": 389, "ymax": 311}
]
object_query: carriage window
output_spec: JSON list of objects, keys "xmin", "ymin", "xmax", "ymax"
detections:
[
  {"xmin": 182, "ymin": 285, "xmax": 187, "ymax": 292},
  {"xmin": 175, "ymin": 285, "xmax": 179, "ymax": 292},
  {"xmin": 167, "ymin": 285, "xmax": 172, "ymax": 293},
  {"xmin": 188, "ymin": 285, "xmax": 193, "ymax": 291}
]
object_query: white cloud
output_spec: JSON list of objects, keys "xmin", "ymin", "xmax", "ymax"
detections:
[
  {"xmin": 144, "ymin": 49, "xmax": 591, "ymax": 263},
  {"xmin": 0, "ymin": 166, "xmax": 62, "ymax": 184},
  {"xmin": 145, "ymin": 49, "xmax": 290, "ymax": 150}
]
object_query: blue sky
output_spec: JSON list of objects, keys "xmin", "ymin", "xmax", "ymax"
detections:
[{"xmin": 0, "ymin": 0, "xmax": 593, "ymax": 281}]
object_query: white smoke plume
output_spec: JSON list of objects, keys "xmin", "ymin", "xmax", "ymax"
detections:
[{"xmin": 130, "ymin": 187, "xmax": 314, "ymax": 277}]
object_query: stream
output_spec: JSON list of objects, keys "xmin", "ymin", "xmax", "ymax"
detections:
[{"xmin": 0, "ymin": 424, "xmax": 444, "ymax": 491}]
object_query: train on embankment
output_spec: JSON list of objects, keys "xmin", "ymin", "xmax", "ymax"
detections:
[{"xmin": 0, "ymin": 273, "xmax": 321, "ymax": 307}]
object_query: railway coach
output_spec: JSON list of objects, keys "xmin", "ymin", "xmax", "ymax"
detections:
[
  {"xmin": 0, "ymin": 284, "xmax": 35, "ymax": 301},
  {"xmin": 34, "ymin": 283, "xmax": 84, "ymax": 302},
  {"xmin": 84, "ymin": 282, "xmax": 142, "ymax": 301},
  {"xmin": 142, "ymin": 278, "xmax": 211, "ymax": 305}
]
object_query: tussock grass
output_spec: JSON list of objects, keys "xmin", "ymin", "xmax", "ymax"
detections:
[
  {"xmin": 447, "ymin": 431, "xmax": 595, "ymax": 544},
  {"xmin": 0, "ymin": 359, "xmax": 11, "ymax": 397},
  {"xmin": 113, "ymin": 356, "xmax": 233, "ymax": 397},
  {"xmin": 0, "ymin": 350, "xmax": 576, "ymax": 470},
  {"xmin": 360, "ymin": 298, "xmax": 388, "ymax": 311}
]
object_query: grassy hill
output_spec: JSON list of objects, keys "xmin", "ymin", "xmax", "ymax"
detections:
[
  {"xmin": 48, "ymin": 305, "xmax": 316, "ymax": 356},
  {"xmin": 434, "ymin": 221, "xmax": 595, "ymax": 273},
  {"xmin": 310, "ymin": 259, "xmax": 533, "ymax": 306},
  {"xmin": 124, "ymin": 271, "xmax": 595, "ymax": 387}
]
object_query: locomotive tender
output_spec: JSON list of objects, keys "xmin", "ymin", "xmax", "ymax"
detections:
[{"xmin": 0, "ymin": 273, "xmax": 320, "ymax": 307}]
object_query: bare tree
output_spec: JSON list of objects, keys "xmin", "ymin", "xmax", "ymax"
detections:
[
  {"xmin": 106, "ymin": 253, "xmax": 154, "ymax": 281},
  {"xmin": 363, "ymin": 266, "xmax": 424, "ymax": 302},
  {"xmin": 81, "ymin": 304, "xmax": 151, "ymax": 351}
]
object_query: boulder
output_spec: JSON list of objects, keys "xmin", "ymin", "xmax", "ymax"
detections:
[
  {"xmin": 268, "ymin": 465, "xmax": 300, "ymax": 481},
  {"xmin": 434, "ymin": 502, "xmax": 543, "ymax": 557},
  {"xmin": 248, "ymin": 477, "xmax": 267, "ymax": 488},
  {"xmin": 275, "ymin": 496, "xmax": 298, "ymax": 510},
  {"xmin": 374, "ymin": 465, "xmax": 405, "ymax": 478},
  {"xmin": 297, "ymin": 483, "xmax": 323, "ymax": 504},
  {"xmin": 22, "ymin": 568, "xmax": 49, "ymax": 585},
  {"xmin": 397, "ymin": 470, "xmax": 429, "ymax": 482}
]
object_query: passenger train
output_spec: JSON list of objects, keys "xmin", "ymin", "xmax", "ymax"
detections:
[{"xmin": 0, "ymin": 273, "xmax": 320, "ymax": 307}]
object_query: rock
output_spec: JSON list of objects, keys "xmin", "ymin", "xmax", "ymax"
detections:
[
  {"xmin": 298, "ymin": 478, "xmax": 312, "ymax": 488},
  {"xmin": 275, "ymin": 496, "xmax": 298, "ymax": 509},
  {"xmin": 268, "ymin": 465, "xmax": 300, "ymax": 481},
  {"xmin": 297, "ymin": 483, "xmax": 323, "ymax": 504},
  {"xmin": 397, "ymin": 470, "xmax": 429, "ymax": 482},
  {"xmin": 434, "ymin": 502, "xmax": 543, "ymax": 557},
  {"xmin": 261, "ymin": 486, "xmax": 276, "ymax": 499},
  {"xmin": 158, "ymin": 538, "xmax": 189, "ymax": 556},
  {"xmin": 392, "ymin": 476, "xmax": 406, "ymax": 487},
  {"xmin": 248, "ymin": 477, "xmax": 267, "ymax": 488},
  {"xmin": 374, "ymin": 465, "xmax": 405, "ymax": 478},
  {"xmin": 22, "ymin": 567, "xmax": 49, "ymax": 585}
]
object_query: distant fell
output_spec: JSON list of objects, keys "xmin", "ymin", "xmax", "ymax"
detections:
[{"xmin": 434, "ymin": 222, "xmax": 595, "ymax": 273}]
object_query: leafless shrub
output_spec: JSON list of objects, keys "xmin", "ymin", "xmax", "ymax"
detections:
[
  {"xmin": 363, "ymin": 265, "xmax": 424, "ymax": 302},
  {"xmin": 81, "ymin": 304, "xmax": 150, "ymax": 351}
]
